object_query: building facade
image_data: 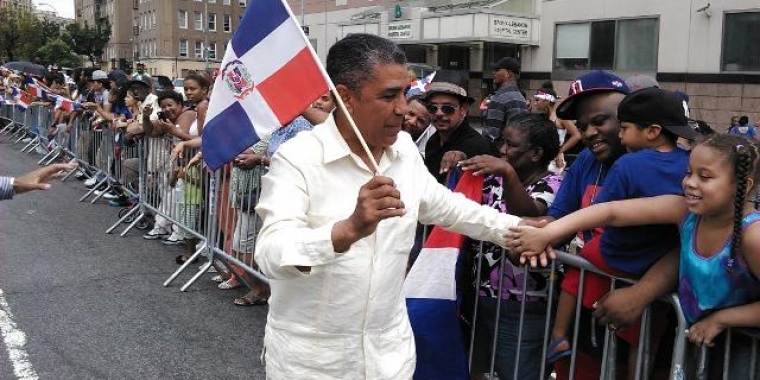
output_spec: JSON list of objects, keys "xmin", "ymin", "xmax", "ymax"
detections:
[
  {"xmin": 75, "ymin": 0, "xmax": 134, "ymax": 71},
  {"xmin": 295, "ymin": 0, "xmax": 759, "ymax": 129},
  {"xmin": 74, "ymin": 0, "xmax": 246, "ymax": 77},
  {"xmin": 134, "ymin": 0, "xmax": 246, "ymax": 78},
  {"xmin": 0, "ymin": 0, "xmax": 32, "ymax": 12}
]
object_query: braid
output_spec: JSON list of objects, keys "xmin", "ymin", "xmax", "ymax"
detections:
[
  {"xmin": 697, "ymin": 135, "xmax": 760, "ymax": 269},
  {"xmin": 730, "ymin": 145, "xmax": 751, "ymax": 266}
]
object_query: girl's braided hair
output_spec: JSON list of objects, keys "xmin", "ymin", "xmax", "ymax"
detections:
[{"xmin": 698, "ymin": 134, "xmax": 760, "ymax": 267}]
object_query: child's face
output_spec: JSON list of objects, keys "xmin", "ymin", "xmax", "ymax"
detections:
[
  {"xmin": 683, "ymin": 145, "xmax": 737, "ymax": 217},
  {"xmin": 618, "ymin": 121, "xmax": 650, "ymax": 152}
]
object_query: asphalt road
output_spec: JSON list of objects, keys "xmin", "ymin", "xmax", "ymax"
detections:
[{"xmin": 0, "ymin": 138, "xmax": 267, "ymax": 380}]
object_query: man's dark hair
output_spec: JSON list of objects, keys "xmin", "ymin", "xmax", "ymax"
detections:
[
  {"xmin": 326, "ymin": 33, "xmax": 406, "ymax": 94},
  {"xmin": 739, "ymin": 115, "xmax": 750, "ymax": 127},
  {"xmin": 156, "ymin": 90, "xmax": 183, "ymax": 105}
]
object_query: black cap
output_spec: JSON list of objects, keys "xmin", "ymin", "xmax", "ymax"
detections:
[
  {"xmin": 618, "ymin": 88, "xmax": 698, "ymax": 140},
  {"xmin": 491, "ymin": 57, "xmax": 521, "ymax": 76}
]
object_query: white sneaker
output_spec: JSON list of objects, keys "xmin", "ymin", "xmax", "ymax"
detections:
[
  {"xmin": 21, "ymin": 137, "xmax": 33, "ymax": 143},
  {"xmin": 162, "ymin": 232, "xmax": 185, "ymax": 245},
  {"xmin": 94, "ymin": 190, "xmax": 119, "ymax": 200},
  {"xmin": 143, "ymin": 227, "xmax": 169, "ymax": 240},
  {"xmin": 84, "ymin": 177, "xmax": 98, "ymax": 187}
]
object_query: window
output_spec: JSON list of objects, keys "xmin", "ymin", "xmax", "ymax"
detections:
[
  {"xmin": 239, "ymin": 0, "xmax": 246, "ymax": 7},
  {"xmin": 223, "ymin": 14, "xmax": 231, "ymax": 32},
  {"xmin": 209, "ymin": 42, "xmax": 217, "ymax": 59},
  {"xmin": 223, "ymin": 0, "xmax": 231, "ymax": 4},
  {"xmin": 178, "ymin": 10, "xmax": 187, "ymax": 29},
  {"xmin": 208, "ymin": 13, "xmax": 216, "ymax": 31},
  {"xmin": 179, "ymin": 39, "xmax": 188, "ymax": 57},
  {"xmin": 152, "ymin": 11, "xmax": 156, "ymax": 28},
  {"xmin": 723, "ymin": 12, "xmax": 760, "ymax": 72},
  {"xmin": 195, "ymin": 41, "xmax": 204, "ymax": 58},
  {"xmin": 554, "ymin": 18, "xmax": 658, "ymax": 72},
  {"xmin": 209, "ymin": 0, "xmax": 216, "ymax": 3},
  {"xmin": 194, "ymin": 12, "xmax": 203, "ymax": 30}
]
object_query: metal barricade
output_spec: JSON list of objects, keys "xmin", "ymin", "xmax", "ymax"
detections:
[
  {"xmin": 163, "ymin": 161, "xmax": 270, "ymax": 291},
  {"xmin": 690, "ymin": 328, "xmax": 760, "ymax": 380},
  {"xmin": 458, "ymin": 248, "xmax": 688, "ymax": 380}
]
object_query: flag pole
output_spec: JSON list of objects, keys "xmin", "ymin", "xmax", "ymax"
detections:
[{"xmin": 279, "ymin": 0, "xmax": 381, "ymax": 175}]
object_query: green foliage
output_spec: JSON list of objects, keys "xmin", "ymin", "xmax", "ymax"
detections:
[
  {"xmin": 64, "ymin": 18, "xmax": 112, "ymax": 67},
  {"xmin": 0, "ymin": 6, "xmax": 42, "ymax": 62},
  {"xmin": 38, "ymin": 38, "xmax": 82, "ymax": 68}
]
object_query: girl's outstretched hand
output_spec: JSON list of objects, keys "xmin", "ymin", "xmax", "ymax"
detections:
[{"xmin": 505, "ymin": 220, "xmax": 555, "ymax": 267}]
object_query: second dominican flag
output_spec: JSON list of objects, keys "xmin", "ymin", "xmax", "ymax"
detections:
[{"xmin": 202, "ymin": 0, "xmax": 330, "ymax": 170}]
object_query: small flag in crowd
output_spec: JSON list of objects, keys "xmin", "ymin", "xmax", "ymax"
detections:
[
  {"xmin": 10, "ymin": 87, "xmax": 32, "ymax": 109},
  {"xmin": 404, "ymin": 170, "xmax": 482, "ymax": 380},
  {"xmin": 201, "ymin": 0, "xmax": 330, "ymax": 170},
  {"xmin": 406, "ymin": 71, "xmax": 436, "ymax": 97},
  {"xmin": 24, "ymin": 76, "xmax": 52, "ymax": 100},
  {"xmin": 54, "ymin": 96, "xmax": 78, "ymax": 111}
]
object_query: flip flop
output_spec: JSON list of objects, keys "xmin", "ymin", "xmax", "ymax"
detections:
[
  {"xmin": 210, "ymin": 274, "xmax": 227, "ymax": 283},
  {"xmin": 546, "ymin": 337, "xmax": 572, "ymax": 364},
  {"xmin": 233, "ymin": 295, "xmax": 269, "ymax": 307}
]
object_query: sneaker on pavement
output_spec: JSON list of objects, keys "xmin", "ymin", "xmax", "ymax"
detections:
[
  {"xmin": 21, "ymin": 137, "xmax": 33, "ymax": 143},
  {"xmin": 143, "ymin": 227, "xmax": 169, "ymax": 240},
  {"xmin": 84, "ymin": 177, "xmax": 98, "ymax": 187},
  {"xmin": 94, "ymin": 190, "xmax": 120, "ymax": 200},
  {"xmin": 162, "ymin": 232, "xmax": 185, "ymax": 246}
]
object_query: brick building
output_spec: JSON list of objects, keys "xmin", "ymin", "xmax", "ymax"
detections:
[{"xmin": 75, "ymin": 0, "xmax": 246, "ymax": 77}]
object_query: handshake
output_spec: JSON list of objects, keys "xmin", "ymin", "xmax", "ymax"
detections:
[{"xmin": 504, "ymin": 219, "xmax": 564, "ymax": 268}]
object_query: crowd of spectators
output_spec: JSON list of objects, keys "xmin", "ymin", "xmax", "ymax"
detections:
[{"xmin": 4, "ymin": 45, "xmax": 759, "ymax": 380}]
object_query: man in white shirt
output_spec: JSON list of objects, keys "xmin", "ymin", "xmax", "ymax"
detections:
[{"xmin": 254, "ymin": 33, "xmax": 523, "ymax": 380}]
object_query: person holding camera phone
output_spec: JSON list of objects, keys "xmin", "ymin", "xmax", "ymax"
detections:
[{"xmin": 141, "ymin": 90, "xmax": 198, "ymax": 245}]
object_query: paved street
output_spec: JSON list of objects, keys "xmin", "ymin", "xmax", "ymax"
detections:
[{"xmin": 0, "ymin": 140, "xmax": 267, "ymax": 379}]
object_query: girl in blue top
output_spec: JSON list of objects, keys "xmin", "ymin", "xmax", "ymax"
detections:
[{"xmin": 509, "ymin": 134, "xmax": 760, "ymax": 377}]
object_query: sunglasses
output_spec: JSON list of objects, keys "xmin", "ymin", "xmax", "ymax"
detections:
[{"xmin": 426, "ymin": 104, "xmax": 458, "ymax": 115}]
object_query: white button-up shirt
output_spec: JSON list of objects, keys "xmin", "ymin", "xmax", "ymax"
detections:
[{"xmin": 255, "ymin": 114, "xmax": 521, "ymax": 380}]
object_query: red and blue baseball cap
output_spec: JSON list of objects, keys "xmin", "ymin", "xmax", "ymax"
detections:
[{"xmin": 556, "ymin": 71, "xmax": 630, "ymax": 120}]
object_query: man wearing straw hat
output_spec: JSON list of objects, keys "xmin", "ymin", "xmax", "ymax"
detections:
[{"xmin": 254, "ymin": 33, "xmax": 525, "ymax": 379}]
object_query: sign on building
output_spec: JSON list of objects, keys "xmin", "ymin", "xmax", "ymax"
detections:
[
  {"xmin": 491, "ymin": 16, "xmax": 531, "ymax": 41},
  {"xmin": 388, "ymin": 22, "xmax": 413, "ymax": 39}
]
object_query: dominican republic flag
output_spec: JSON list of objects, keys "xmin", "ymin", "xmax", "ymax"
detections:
[
  {"xmin": 24, "ymin": 76, "xmax": 51, "ymax": 100},
  {"xmin": 406, "ymin": 71, "xmax": 436, "ymax": 97},
  {"xmin": 201, "ymin": 0, "xmax": 330, "ymax": 170},
  {"xmin": 404, "ymin": 171, "xmax": 484, "ymax": 380},
  {"xmin": 10, "ymin": 87, "xmax": 32, "ymax": 109},
  {"xmin": 53, "ymin": 95, "xmax": 78, "ymax": 111}
]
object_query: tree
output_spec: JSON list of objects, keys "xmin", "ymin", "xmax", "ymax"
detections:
[
  {"xmin": 38, "ymin": 38, "xmax": 82, "ymax": 68},
  {"xmin": 0, "ymin": 6, "xmax": 39, "ymax": 62},
  {"xmin": 65, "ymin": 18, "xmax": 112, "ymax": 67}
]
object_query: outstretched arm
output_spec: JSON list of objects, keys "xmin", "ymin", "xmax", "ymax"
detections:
[{"xmin": 507, "ymin": 195, "xmax": 688, "ymax": 260}]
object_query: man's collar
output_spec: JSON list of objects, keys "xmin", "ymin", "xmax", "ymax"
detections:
[{"xmin": 316, "ymin": 113, "xmax": 403, "ymax": 166}]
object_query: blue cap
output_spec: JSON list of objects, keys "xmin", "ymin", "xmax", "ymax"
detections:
[{"xmin": 556, "ymin": 71, "xmax": 630, "ymax": 120}]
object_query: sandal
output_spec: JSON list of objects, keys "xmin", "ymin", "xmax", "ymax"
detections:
[
  {"xmin": 210, "ymin": 274, "xmax": 227, "ymax": 283},
  {"xmin": 546, "ymin": 337, "xmax": 572, "ymax": 364},
  {"xmin": 218, "ymin": 277, "xmax": 242, "ymax": 290},
  {"xmin": 234, "ymin": 291, "xmax": 269, "ymax": 306}
]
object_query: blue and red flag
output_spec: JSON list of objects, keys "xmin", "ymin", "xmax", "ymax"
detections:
[
  {"xmin": 406, "ymin": 71, "xmax": 436, "ymax": 97},
  {"xmin": 201, "ymin": 0, "xmax": 330, "ymax": 170},
  {"xmin": 404, "ymin": 171, "xmax": 483, "ymax": 380}
]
